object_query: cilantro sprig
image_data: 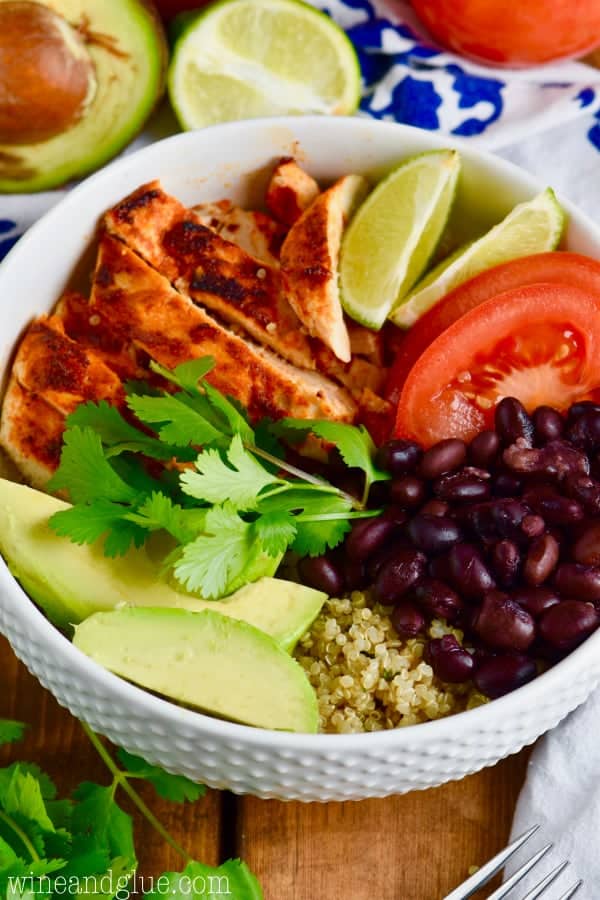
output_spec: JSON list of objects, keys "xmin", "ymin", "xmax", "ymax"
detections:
[
  {"xmin": 0, "ymin": 718, "xmax": 262, "ymax": 899},
  {"xmin": 48, "ymin": 358, "xmax": 388, "ymax": 600}
]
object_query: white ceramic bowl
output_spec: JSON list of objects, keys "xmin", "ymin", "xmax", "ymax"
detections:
[{"xmin": 2, "ymin": 117, "xmax": 600, "ymax": 802}]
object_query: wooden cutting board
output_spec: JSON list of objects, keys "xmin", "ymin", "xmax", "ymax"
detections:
[{"xmin": 0, "ymin": 634, "xmax": 530, "ymax": 899}]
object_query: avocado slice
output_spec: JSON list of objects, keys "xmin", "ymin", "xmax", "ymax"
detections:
[
  {"xmin": 73, "ymin": 607, "xmax": 319, "ymax": 733},
  {"xmin": 0, "ymin": 478, "xmax": 325, "ymax": 648},
  {"xmin": 0, "ymin": 0, "xmax": 167, "ymax": 193}
]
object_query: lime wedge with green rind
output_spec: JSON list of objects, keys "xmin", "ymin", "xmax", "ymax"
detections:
[
  {"xmin": 339, "ymin": 149, "xmax": 461, "ymax": 330},
  {"xmin": 168, "ymin": 0, "xmax": 361, "ymax": 130},
  {"xmin": 390, "ymin": 187, "xmax": 565, "ymax": 329}
]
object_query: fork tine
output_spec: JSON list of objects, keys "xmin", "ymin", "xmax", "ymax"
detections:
[
  {"xmin": 555, "ymin": 882, "xmax": 583, "ymax": 900},
  {"xmin": 486, "ymin": 843, "xmax": 553, "ymax": 900},
  {"xmin": 443, "ymin": 825, "xmax": 540, "ymax": 900},
  {"xmin": 518, "ymin": 861, "xmax": 569, "ymax": 899}
]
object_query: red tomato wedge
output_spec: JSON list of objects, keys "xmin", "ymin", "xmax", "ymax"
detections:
[
  {"xmin": 385, "ymin": 252, "xmax": 600, "ymax": 407},
  {"xmin": 394, "ymin": 283, "xmax": 600, "ymax": 446}
]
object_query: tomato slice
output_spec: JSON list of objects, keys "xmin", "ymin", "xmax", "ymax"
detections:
[
  {"xmin": 394, "ymin": 283, "xmax": 600, "ymax": 446},
  {"xmin": 385, "ymin": 252, "xmax": 600, "ymax": 407}
]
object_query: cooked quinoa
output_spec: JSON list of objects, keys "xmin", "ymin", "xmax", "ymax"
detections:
[{"xmin": 295, "ymin": 591, "xmax": 487, "ymax": 734}]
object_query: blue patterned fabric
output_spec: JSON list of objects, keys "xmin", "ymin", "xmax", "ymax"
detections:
[{"xmin": 3, "ymin": 0, "xmax": 600, "ymax": 262}]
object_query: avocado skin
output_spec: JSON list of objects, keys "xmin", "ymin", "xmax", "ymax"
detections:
[
  {"xmin": 0, "ymin": 0, "xmax": 168, "ymax": 193},
  {"xmin": 0, "ymin": 478, "xmax": 325, "ymax": 650},
  {"xmin": 74, "ymin": 607, "xmax": 319, "ymax": 733}
]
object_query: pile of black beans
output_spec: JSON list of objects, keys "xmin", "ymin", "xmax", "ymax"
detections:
[{"xmin": 298, "ymin": 397, "xmax": 600, "ymax": 700}]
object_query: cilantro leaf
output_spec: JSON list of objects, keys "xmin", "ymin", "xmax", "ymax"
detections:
[
  {"xmin": 180, "ymin": 435, "xmax": 280, "ymax": 510},
  {"xmin": 47, "ymin": 428, "xmax": 140, "ymax": 505},
  {"xmin": 254, "ymin": 512, "xmax": 297, "ymax": 557},
  {"xmin": 0, "ymin": 721, "xmax": 25, "ymax": 748},
  {"xmin": 125, "ymin": 493, "xmax": 205, "ymax": 545},
  {"xmin": 150, "ymin": 358, "xmax": 215, "ymax": 394},
  {"xmin": 3, "ymin": 769, "xmax": 55, "ymax": 834},
  {"xmin": 70, "ymin": 783, "xmax": 135, "ymax": 874},
  {"xmin": 173, "ymin": 505, "xmax": 254, "ymax": 598},
  {"xmin": 290, "ymin": 493, "xmax": 353, "ymax": 557},
  {"xmin": 49, "ymin": 501, "xmax": 147, "ymax": 558},
  {"xmin": 115, "ymin": 750, "xmax": 205, "ymax": 803},
  {"xmin": 278, "ymin": 419, "xmax": 390, "ymax": 490},
  {"xmin": 144, "ymin": 859, "xmax": 263, "ymax": 900},
  {"xmin": 126, "ymin": 394, "xmax": 221, "ymax": 447},
  {"xmin": 203, "ymin": 383, "xmax": 254, "ymax": 443}
]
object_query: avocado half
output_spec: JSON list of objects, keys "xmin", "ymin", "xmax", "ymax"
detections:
[{"xmin": 0, "ymin": 0, "xmax": 168, "ymax": 193}]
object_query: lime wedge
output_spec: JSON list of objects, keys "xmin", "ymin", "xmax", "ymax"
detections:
[
  {"xmin": 339, "ymin": 150, "xmax": 461, "ymax": 330},
  {"xmin": 168, "ymin": 0, "xmax": 361, "ymax": 130},
  {"xmin": 390, "ymin": 187, "xmax": 565, "ymax": 329}
]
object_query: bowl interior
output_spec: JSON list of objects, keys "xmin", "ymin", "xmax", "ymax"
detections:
[{"xmin": 3, "ymin": 116, "xmax": 600, "ymax": 748}]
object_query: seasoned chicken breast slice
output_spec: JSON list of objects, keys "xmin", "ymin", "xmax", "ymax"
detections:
[
  {"xmin": 266, "ymin": 158, "xmax": 320, "ymax": 226},
  {"xmin": 55, "ymin": 291, "xmax": 145, "ymax": 382},
  {"xmin": 11, "ymin": 315, "xmax": 124, "ymax": 417},
  {"xmin": 91, "ymin": 234, "xmax": 356, "ymax": 424},
  {"xmin": 193, "ymin": 201, "xmax": 286, "ymax": 267},
  {"xmin": 103, "ymin": 181, "xmax": 318, "ymax": 371},
  {"xmin": 0, "ymin": 377, "xmax": 64, "ymax": 489},
  {"xmin": 280, "ymin": 175, "xmax": 369, "ymax": 363}
]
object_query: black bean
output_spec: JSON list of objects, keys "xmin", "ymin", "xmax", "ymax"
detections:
[
  {"xmin": 566, "ymin": 409, "xmax": 600, "ymax": 450},
  {"xmin": 493, "ymin": 472, "xmax": 523, "ymax": 497},
  {"xmin": 472, "ymin": 590, "xmax": 536, "ymax": 651},
  {"xmin": 573, "ymin": 523, "xmax": 600, "ymax": 567},
  {"xmin": 521, "ymin": 515, "xmax": 545, "ymax": 539},
  {"xmin": 391, "ymin": 475, "xmax": 426, "ymax": 508},
  {"xmin": 567, "ymin": 401, "xmax": 600, "ymax": 423},
  {"xmin": 512, "ymin": 586, "xmax": 560, "ymax": 618},
  {"xmin": 539, "ymin": 600, "xmax": 599, "ymax": 651},
  {"xmin": 419, "ymin": 439, "xmax": 467, "ymax": 480},
  {"xmin": 433, "ymin": 472, "xmax": 490, "ymax": 503},
  {"xmin": 391, "ymin": 600, "xmax": 426, "ymax": 638},
  {"xmin": 491, "ymin": 540, "xmax": 521, "ymax": 588},
  {"xmin": 554, "ymin": 563, "xmax": 600, "ymax": 602},
  {"xmin": 345, "ymin": 517, "xmax": 397, "ymax": 563},
  {"xmin": 523, "ymin": 533, "xmax": 560, "ymax": 586},
  {"xmin": 565, "ymin": 474, "xmax": 600, "ymax": 516},
  {"xmin": 373, "ymin": 548, "xmax": 427, "ymax": 604},
  {"xmin": 344, "ymin": 558, "xmax": 369, "ymax": 591},
  {"xmin": 367, "ymin": 481, "xmax": 391, "ymax": 508},
  {"xmin": 407, "ymin": 514, "xmax": 462, "ymax": 555},
  {"xmin": 523, "ymin": 486, "xmax": 584, "ymax": 525},
  {"xmin": 491, "ymin": 499, "xmax": 531, "ymax": 540},
  {"xmin": 495, "ymin": 397, "xmax": 534, "ymax": 446},
  {"xmin": 375, "ymin": 440, "xmax": 422, "ymax": 477},
  {"xmin": 420, "ymin": 499, "xmax": 450, "ymax": 517},
  {"xmin": 504, "ymin": 440, "xmax": 589, "ymax": 480},
  {"xmin": 413, "ymin": 578, "xmax": 463, "ymax": 622},
  {"xmin": 298, "ymin": 555, "xmax": 344, "ymax": 595},
  {"xmin": 533, "ymin": 406, "xmax": 564, "ymax": 444},
  {"xmin": 474, "ymin": 654, "xmax": 537, "ymax": 698},
  {"xmin": 469, "ymin": 430, "xmax": 500, "ymax": 468},
  {"xmin": 446, "ymin": 543, "xmax": 496, "ymax": 600},
  {"xmin": 425, "ymin": 636, "xmax": 475, "ymax": 683}
]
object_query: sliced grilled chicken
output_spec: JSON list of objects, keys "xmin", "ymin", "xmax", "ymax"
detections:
[
  {"xmin": 266, "ymin": 158, "xmax": 320, "ymax": 226},
  {"xmin": 103, "ymin": 181, "xmax": 320, "ymax": 372},
  {"xmin": 55, "ymin": 291, "xmax": 145, "ymax": 382},
  {"xmin": 0, "ymin": 377, "xmax": 64, "ymax": 489},
  {"xmin": 281, "ymin": 175, "xmax": 369, "ymax": 363},
  {"xmin": 347, "ymin": 319, "xmax": 386, "ymax": 368},
  {"xmin": 11, "ymin": 315, "xmax": 124, "ymax": 417},
  {"xmin": 91, "ymin": 234, "xmax": 356, "ymax": 424},
  {"xmin": 193, "ymin": 201, "xmax": 286, "ymax": 267}
]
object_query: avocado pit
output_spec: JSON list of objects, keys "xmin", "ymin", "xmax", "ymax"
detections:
[{"xmin": 0, "ymin": 1, "xmax": 97, "ymax": 145}]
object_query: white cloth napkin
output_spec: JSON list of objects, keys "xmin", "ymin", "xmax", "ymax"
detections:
[{"xmin": 3, "ymin": 1, "xmax": 600, "ymax": 889}]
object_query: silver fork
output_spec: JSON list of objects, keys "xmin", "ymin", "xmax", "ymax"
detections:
[{"xmin": 443, "ymin": 825, "xmax": 582, "ymax": 900}]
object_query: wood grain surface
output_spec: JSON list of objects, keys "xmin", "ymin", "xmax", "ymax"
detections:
[{"xmin": 0, "ymin": 634, "xmax": 530, "ymax": 899}]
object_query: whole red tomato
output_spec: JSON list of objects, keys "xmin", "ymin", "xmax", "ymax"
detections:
[
  {"xmin": 152, "ymin": 0, "xmax": 211, "ymax": 22},
  {"xmin": 410, "ymin": 0, "xmax": 600, "ymax": 67}
]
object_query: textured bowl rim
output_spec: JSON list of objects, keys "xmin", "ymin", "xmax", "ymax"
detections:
[{"xmin": 2, "ymin": 115, "xmax": 600, "ymax": 749}]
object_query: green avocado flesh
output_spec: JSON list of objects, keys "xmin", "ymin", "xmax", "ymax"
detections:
[
  {"xmin": 0, "ymin": 0, "xmax": 167, "ymax": 193},
  {"xmin": 0, "ymin": 478, "xmax": 326, "ymax": 649},
  {"xmin": 73, "ymin": 607, "xmax": 319, "ymax": 733}
]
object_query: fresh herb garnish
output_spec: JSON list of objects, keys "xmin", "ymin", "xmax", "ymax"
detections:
[
  {"xmin": 48, "ymin": 358, "xmax": 388, "ymax": 599},
  {"xmin": 0, "ymin": 718, "xmax": 262, "ymax": 899}
]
